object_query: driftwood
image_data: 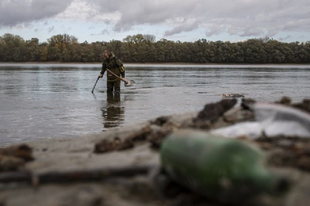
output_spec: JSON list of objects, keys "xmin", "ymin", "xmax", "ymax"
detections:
[
  {"xmin": 0, "ymin": 165, "xmax": 155, "ymax": 185},
  {"xmin": 94, "ymin": 125, "xmax": 153, "ymax": 154},
  {"xmin": 0, "ymin": 144, "xmax": 34, "ymax": 161},
  {"xmin": 0, "ymin": 144, "xmax": 34, "ymax": 172}
]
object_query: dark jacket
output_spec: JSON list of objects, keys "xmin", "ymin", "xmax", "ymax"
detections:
[{"xmin": 100, "ymin": 53, "xmax": 125, "ymax": 82}]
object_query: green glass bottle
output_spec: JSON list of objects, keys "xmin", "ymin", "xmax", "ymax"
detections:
[{"xmin": 160, "ymin": 130, "xmax": 289, "ymax": 203}]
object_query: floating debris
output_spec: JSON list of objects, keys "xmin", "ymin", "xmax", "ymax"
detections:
[
  {"xmin": 212, "ymin": 102, "xmax": 310, "ymax": 139},
  {"xmin": 222, "ymin": 93, "xmax": 245, "ymax": 98},
  {"xmin": 253, "ymin": 103, "xmax": 310, "ymax": 137}
]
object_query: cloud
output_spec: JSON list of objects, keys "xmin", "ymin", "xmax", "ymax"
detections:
[
  {"xmin": 88, "ymin": 0, "xmax": 196, "ymax": 32},
  {"xmin": 164, "ymin": 19, "xmax": 200, "ymax": 36},
  {"xmin": 0, "ymin": 0, "xmax": 73, "ymax": 26},
  {"xmin": 1, "ymin": 0, "xmax": 310, "ymax": 40},
  {"xmin": 48, "ymin": 26, "xmax": 54, "ymax": 33},
  {"xmin": 100, "ymin": 29, "xmax": 111, "ymax": 35},
  {"xmin": 86, "ymin": 0, "xmax": 310, "ymax": 38},
  {"xmin": 279, "ymin": 35, "xmax": 292, "ymax": 41}
]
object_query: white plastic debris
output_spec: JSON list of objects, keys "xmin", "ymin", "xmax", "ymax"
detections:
[{"xmin": 212, "ymin": 103, "xmax": 310, "ymax": 139}]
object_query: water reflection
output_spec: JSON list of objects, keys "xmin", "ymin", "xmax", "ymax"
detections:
[{"xmin": 101, "ymin": 92, "xmax": 125, "ymax": 129}]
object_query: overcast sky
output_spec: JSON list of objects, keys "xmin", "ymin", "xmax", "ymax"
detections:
[{"xmin": 0, "ymin": 0, "xmax": 309, "ymax": 43}]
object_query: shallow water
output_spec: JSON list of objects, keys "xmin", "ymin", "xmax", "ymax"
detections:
[{"xmin": 0, "ymin": 63, "xmax": 310, "ymax": 146}]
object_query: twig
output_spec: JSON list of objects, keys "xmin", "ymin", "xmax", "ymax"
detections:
[{"xmin": 0, "ymin": 165, "xmax": 155, "ymax": 185}]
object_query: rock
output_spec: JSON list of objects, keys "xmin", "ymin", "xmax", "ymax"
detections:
[
  {"xmin": 292, "ymin": 99, "xmax": 310, "ymax": 114},
  {"xmin": 193, "ymin": 99, "xmax": 237, "ymax": 129},
  {"xmin": 277, "ymin": 96, "xmax": 292, "ymax": 105}
]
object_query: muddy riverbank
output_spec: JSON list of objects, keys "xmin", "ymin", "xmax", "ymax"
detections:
[{"xmin": 1, "ymin": 97, "xmax": 310, "ymax": 206}]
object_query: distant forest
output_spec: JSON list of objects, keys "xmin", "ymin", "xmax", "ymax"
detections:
[{"xmin": 1, "ymin": 33, "xmax": 310, "ymax": 64}]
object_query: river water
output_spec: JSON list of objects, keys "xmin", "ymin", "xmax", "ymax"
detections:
[{"xmin": 0, "ymin": 63, "xmax": 310, "ymax": 146}]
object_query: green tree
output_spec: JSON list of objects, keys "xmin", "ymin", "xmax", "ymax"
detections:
[
  {"xmin": 1, "ymin": 33, "xmax": 26, "ymax": 61},
  {"xmin": 47, "ymin": 34, "xmax": 78, "ymax": 62},
  {"xmin": 25, "ymin": 38, "xmax": 42, "ymax": 61},
  {"xmin": 1, "ymin": 33, "xmax": 310, "ymax": 64}
]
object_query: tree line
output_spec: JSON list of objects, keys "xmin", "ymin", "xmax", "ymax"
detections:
[{"xmin": 0, "ymin": 33, "xmax": 310, "ymax": 64}]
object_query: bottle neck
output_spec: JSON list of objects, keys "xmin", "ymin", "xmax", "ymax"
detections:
[{"xmin": 245, "ymin": 167, "xmax": 290, "ymax": 195}]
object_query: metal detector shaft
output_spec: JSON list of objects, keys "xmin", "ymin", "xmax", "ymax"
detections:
[
  {"xmin": 91, "ymin": 76, "xmax": 100, "ymax": 93},
  {"xmin": 106, "ymin": 69, "xmax": 127, "ymax": 83},
  {"xmin": 106, "ymin": 69, "xmax": 135, "ymax": 87}
]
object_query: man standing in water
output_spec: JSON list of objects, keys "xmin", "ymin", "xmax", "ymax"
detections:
[{"xmin": 99, "ymin": 50, "xmax": 126, "ymax": 93}]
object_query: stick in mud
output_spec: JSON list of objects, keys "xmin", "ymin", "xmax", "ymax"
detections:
[{"xmin": 0, "ymin": 165, "xmax": 154, "ymax": 185}]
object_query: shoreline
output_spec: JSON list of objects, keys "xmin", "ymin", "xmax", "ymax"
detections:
[{"xmin": 1, "ymin": 62, "xmax": 310, "ymax": 68}]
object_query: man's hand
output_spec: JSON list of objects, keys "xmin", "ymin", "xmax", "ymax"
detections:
[
  {"xmin": 121, "ymin": 78, "xmax": 128, "ymax": 84},
  {"xmin": 99, "ymin": 74, "xmax": 103, "ymax": 78}
]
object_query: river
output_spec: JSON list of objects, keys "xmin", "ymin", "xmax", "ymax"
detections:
[{"xmin": 0, "ymin": 63, "xmax": 310, "ymax": 146}]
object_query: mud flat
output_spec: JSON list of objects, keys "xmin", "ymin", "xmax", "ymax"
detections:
[{"xmin": 1, "ymin": 97, "xmax": 310, "ymax": 206}]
